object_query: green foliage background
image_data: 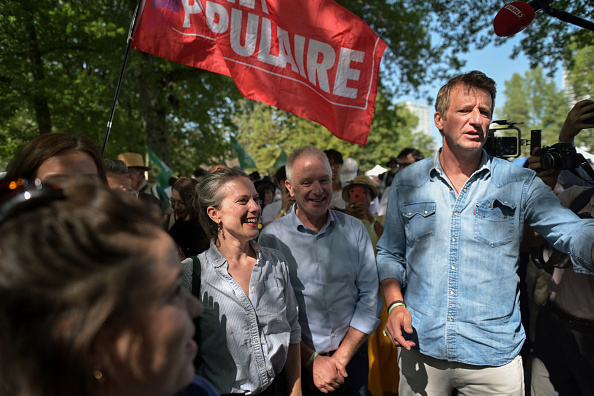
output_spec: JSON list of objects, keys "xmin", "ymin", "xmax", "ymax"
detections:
[{"xmin": 1, "ymin": 0, "xmax": 593, "ymax": 175}]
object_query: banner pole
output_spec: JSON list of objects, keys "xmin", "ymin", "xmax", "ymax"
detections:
[{"xmin": 102, "ymin": 0, "xmax": 142, "ymax": 155}]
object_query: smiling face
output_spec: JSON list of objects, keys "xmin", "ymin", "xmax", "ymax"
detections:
[
  {"xmin": 207, "ymin": 177, "xmax": 261, "ymax": 244},
  {"xmin": 435, "ymin": 84, "xmax": 493, "ymax": 157},
  {"xmin": 171, "ymin": 188, "xmax": 190, "ymax": 221},
  {"xmin": 286, "ymin": 154, "xmax": 332, "ymax": 230}
]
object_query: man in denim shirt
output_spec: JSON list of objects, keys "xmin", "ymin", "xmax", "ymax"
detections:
[{"xmin": 376, "ymin": 71, "xmax": 594, "ymax": 395}]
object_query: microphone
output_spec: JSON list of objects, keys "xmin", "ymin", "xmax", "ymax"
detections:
[{"xmin": 493, "ymin": 0, "xmax": 554, "ymax": 37}]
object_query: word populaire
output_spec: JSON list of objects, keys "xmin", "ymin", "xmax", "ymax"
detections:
[{"xmin": 181, "ymin": 0, "xmax": 368, "ymax": 100}]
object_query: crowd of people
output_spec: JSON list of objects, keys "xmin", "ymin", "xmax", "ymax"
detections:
[{"xmin": 1, "ymin": 70, "xmax": 593, "ymax": 396}]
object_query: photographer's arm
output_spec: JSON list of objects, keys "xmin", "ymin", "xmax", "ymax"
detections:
[{"xmin": 559, "ymin": 100, "xmax": 594, "ymax": 143}]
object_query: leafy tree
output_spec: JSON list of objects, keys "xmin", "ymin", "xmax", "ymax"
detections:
[
  {"xmin": 497, "ymin": 67, "xmax": 569, "ymax": 154},
  {"xmin": 2, "ymin": 0, "xmax": 593, "ymax": 173},
  {"xmin": 564, "ymin": 45, "xmax": 594, "ymax": 147},
  {"xmin": 232, "ymin": 87, "xmax": 434, "ymax": 174}
]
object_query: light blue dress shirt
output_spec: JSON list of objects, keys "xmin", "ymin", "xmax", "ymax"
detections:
[
  {"xmin": 376, "ymin": 151, "xmax": 594, "ymax": 367},
  {"xmin": 196, "ymin": 241, "xmax": 300, "ymax": 395},
  {"xmin": 259, "ymin": 208, "xmax": 380, "ymax": 353}
]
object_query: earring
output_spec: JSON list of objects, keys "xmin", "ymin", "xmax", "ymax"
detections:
[
  {"xmin": 93, "ymin": 370, "xmax": 104, "ymax": 381},
  {"xmin": 218, "ymin": 222, "xmax": 225, "ymax": 239}
]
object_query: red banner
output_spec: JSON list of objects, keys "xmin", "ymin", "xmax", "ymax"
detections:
[{"xmin": 131, "ymin": 0, "xmax": 387, "ymax": 146}]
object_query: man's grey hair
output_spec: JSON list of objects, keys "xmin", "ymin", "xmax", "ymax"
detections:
[
  {"xmin": 286, "ymin": 146, "xmax": 330, "ymax": 183},
  {"xmin": 104, "ymin": 158, "xmax": 128, "ymax": 175}
]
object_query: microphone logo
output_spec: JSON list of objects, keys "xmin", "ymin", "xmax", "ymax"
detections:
[{"xmin": 504, "ymin": 4, "xmax": 525, "ymax": 19}]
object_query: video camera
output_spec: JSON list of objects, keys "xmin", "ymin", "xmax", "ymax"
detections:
[{"xmin": 485, "ymin": 120, "xmax": 541, "ymax": 159}]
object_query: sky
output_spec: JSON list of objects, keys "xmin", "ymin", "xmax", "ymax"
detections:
[{"xmin": 399, "ymin": 35, "xmax": 565, "ymax": 144}]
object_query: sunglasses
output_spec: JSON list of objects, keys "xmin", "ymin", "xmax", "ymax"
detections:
[{"xmin": 0, "ymin": 178, "xmax": 65, "ymax": 225}]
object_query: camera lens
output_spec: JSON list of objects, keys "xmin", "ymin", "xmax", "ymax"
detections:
[{"xmin": 540, "ymin": 153, "xmax": 556, "ymax": 170}]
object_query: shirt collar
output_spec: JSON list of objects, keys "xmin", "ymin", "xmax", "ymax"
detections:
[
  {"xmin": 430, "ymin": 148, "xmax": 491, "ymax": 179},
  {"xmin": 290, "ymin": 207, "xmax": 336, "ymax": 235},
  {"xmin": 206, "ymin": 239, "xmax": 261, "ymax": 268}
]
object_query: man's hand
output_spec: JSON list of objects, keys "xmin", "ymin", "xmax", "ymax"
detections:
[
  {"xmin": 311, "ymin": 355, "xmax": 347, "ymax": 393},
  {"xmin": 526, "ymin": 147, "xmax": 560, "ymax": 190},
  {"xmin": 560, "ymin": 100, "xmax": 594, "ymax": 143},
  {"xmin": 384, "ymin": 305, "xmax": 416, "ymax": 350}
]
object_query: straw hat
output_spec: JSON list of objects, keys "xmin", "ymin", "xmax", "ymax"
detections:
[
  {"xmin": 342, "ymin": 175, "xmax": 379, "ymax": 202},
  {"xmin": 117, "ymin": 152, "xmax": 150, "ymax": 170}
]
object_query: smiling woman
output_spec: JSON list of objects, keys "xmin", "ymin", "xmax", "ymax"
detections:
[
  {"xmin": 189, "ymin": 168, "xmax": 302, "ymax": 395},
  {"xmin": 0, "ymin": 179, "xmax": 216, "ymax": 396}
]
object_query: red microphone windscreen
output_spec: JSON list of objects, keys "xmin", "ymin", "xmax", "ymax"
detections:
[{"xmin": 493, "ymin": 1, "xmax": 536, "ymax": 37}]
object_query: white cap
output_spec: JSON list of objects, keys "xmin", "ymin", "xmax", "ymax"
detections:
[{"xmin": 340, "ymin": 157, "xmax": 358, "ymax": 183}]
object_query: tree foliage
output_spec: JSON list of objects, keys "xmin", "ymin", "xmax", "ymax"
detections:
[
  {"xmin": 1, "ymin": 0, "xmax": 593, "ymax": 173},
  {"xmin": 497, "ymin": 68, "xmax": 570, "ymax": 154}
]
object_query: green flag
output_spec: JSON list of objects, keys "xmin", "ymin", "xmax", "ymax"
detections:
[
  {"xmin": 230, "ymin": 137, "xmax": 257, "ymax": 169},
  {"xmin": 273, "ymin": 150, "xmax": 288, "ymax": 168},
  {"xmin": 145, "ymin": 145, "xmax": 174, "ymax": 189}
]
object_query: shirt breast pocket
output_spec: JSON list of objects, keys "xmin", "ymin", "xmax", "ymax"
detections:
[
  {"xmin": 474, "ymin": 199, "xmax": 517, "ymax": 247},
  {"xmin": 402, "ymin": 202, "xmax": 436, "ymax": 242}
]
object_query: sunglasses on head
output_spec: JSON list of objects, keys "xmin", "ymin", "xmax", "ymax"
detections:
[{"xmin": 0, "ymin": 178, "xmax": 65, "ymax": 225}]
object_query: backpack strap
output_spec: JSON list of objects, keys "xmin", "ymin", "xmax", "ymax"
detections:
[
  {"xmin": 189, "ymin": 255, "xmax": 201, "ymax": 298},
  {"xmin": 569, "ymin": 187, "xmax": 594, "ymax": 214}
]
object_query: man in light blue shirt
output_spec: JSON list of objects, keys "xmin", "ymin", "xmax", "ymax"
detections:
[
  {"xmin": 259, "ymin": 146, "xmax": 380, "ymax": 395},
  {"xmin": 377, "ymin": 71, "xmax": 594, "ymax": 396}
]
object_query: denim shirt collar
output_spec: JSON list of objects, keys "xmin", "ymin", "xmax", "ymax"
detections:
[{"xmin": 430, "ymin": 148, "xmax": 491, "ymax": 182}]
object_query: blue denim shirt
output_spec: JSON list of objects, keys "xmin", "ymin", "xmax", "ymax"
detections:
[{"xmin": 376, "ymin": 151, "xmax": 594, "ymax": 366}]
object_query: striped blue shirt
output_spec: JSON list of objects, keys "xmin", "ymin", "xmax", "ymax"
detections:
[{"xmin": 195, "ymin": 241, "xmax": 300, "ymax": 395}]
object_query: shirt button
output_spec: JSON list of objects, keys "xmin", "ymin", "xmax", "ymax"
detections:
[
  {"xmin": 452, "ymin": 237, "xmax": 456, "ymax": 242},
  {"xmin": 251, "ymin": 286, "xmax": 255, "ymax": 290},
  {"xmin": 450, "ymin": 290, "xmax": 454, "ymax": 295},
  {"xmin": 451, "ymin": 265, "xmax": 455, "ymax": 269},
  {"xmin": 449, "ymin": 317, "xmax": 454, "ymax": 322},
  {"xmin": 259, "ymin": 363, "xmax": 264, "ymax": 368},
  {"xmin": 254, "ymin": 338, "xmax": 259, "ymax": 343},
  {"xmin": 408, "ymin": 212, "xmax": 412, "ymax": 216},
  {"xmin": 463, "ymin": 188, "xmax": 467, "ymax": 192},
  {"xmin": 453, "ymin": 212, "xmax": 458, "ymax": 216},
  {"xmin": 320, "ymin": 258, "xmax": 324, "ymax": 262},
  {"xmin": 331, "ymin": 333, "xmax": 335, "ymax": 337},
  {"xmin": 482, "ymin": 214, "xmax": 486, "ymax": 218},
  {"xmin": 503, "ymin": 215, "xmax": 508, "ymax": 219},
  {"xmin": 250, "ymin": 312, "xmax": 254, "ymax": 316},
  {"xmin": 424, "ymin": 210, "xmax": 428, "ymax": 214}
]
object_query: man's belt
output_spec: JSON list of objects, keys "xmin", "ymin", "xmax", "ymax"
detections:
[{"xmin": 547, "ymin": 299, "xmax": 594, "ymax": 333}]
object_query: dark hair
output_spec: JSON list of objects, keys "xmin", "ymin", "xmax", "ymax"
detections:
[
  {"xmin": 195, "ymin": 168, "xmax": 248, "ymax": 245},
  {"xmin": 397, "ymin": 147, "xmax": 425, "ymax": 162},
  {"xmin": 323, "ymin": 149, "xmax": 343, "ymax": 165},
  {"xmin": 0, "ymin": 181, "xmax": 162, "ymax": 396},
  {"xmin": 104, "ymin": 158, "xmax": 128, "ymax": 175},
  {"xmin": 435, "ymin": 70, "xmax": 497, "ymax": 119},
  {"xmin": 274, "ymin": 166, "xmax": 287, "ymax": 185},
  {"xmin": 5, "ymin": 133, "xmax": 107, "ymax": 182},
  {"xmin": 173, "ymin": 176, "xmax": 199, "ymax": 218}
]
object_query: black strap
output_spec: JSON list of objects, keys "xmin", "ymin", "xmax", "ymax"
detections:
[
  {"xmin": 188, "ymin": 255, "xmax": 202, "ymax": 370},
  {"xmin": 190, "ymin": 255, "xmax": 201, "ymax": 298},
  {"xmin": 569, "ymin": 187, "xmax": 594, "ymax": 214}
]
